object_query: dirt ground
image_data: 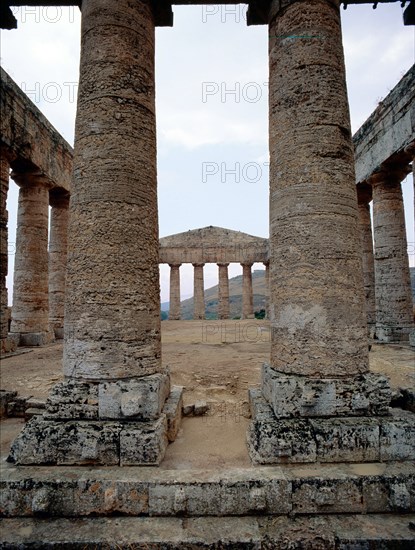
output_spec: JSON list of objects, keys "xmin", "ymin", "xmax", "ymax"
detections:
[{"xmin": 1, "ymin": 320, "xmax": 414, "ymax": 469}]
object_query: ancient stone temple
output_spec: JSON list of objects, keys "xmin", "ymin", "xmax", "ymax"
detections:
[{"xmin": 1, "ymin": 0, "xmax": 415, "ymax": 547}]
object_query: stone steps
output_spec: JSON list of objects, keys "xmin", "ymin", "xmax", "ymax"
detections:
[
  {"xmin": 1, "ymin": 514, "xmax": 414, "ymax": 548},
  {"xmin": 1, "ymin": 460, "xmax": 414, "ymax": 518}
]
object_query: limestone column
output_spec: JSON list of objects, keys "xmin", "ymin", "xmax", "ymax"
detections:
[
  {"xmin": 193, "ymin": 263, "xmax": 205, "ymax": 320},
  {"xmin": 264, "ymin": 261, "xmax": 270, "ymax": 319},
  {"xmin": 241, "ymin": 263, "xmax": 254, "ymax": 319},
  {"xmin": 268, "ymin": 0, "xmax": 368, "ymax": 378},
  {"xmin": 10, "ymin": 172, "xmax": 52, "ymax": 346},
  {"xmin": 218, "ymin": 263, "xmax": 230, "ymax": 320},
  {"xmin": 371, "ymin": 169, "xmax": 414, "ymax": 342},
  {"xmin": 9, "ymin": 0, "xmax": 179, "ymax": 466},
  {"xmin": 168, "ymin": 264, "xmax": 181, "ymax": 320},
  {"xmin": 49, "ymin": 191, "xmax": 70, "ymax": 339},
  {"xmin": 357, "ymin": 183, "xmax": 376, "ymax": 337},
  {"xmin": 0, "ymin": 146, "xmax": 16, "ymax": 354}
]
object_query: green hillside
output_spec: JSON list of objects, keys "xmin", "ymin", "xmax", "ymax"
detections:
[{"xmin": 179, "ymin": 270, "xmax": 267, "ymax": 320}]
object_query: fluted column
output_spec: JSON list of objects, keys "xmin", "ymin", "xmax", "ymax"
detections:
[
  {"xmin": 63, "ymin": 0, "xmax": 161, "ymax": 380},
  {"xmin": 49, "ymin": 191, "xmax": 70, "ymax": 339},
  {"xmin": 10, "ymin": 172, "xmax": 52, "ymax": 346},
  {"xmin": 264, "ymin": 261, "xmax": 270, "ymax": 319},
  {"xmin": 371, "ymin": 169, "xmax": 414, "ymax": 342},
  {"xmin": 168, "ymin": 264, "xmax": 181, "ymax": 320},
  {"xmin": 268, "ymin": 0, "xmax": 368, "ymax": 377},
  {"xmin": 218, "ymin": 263, "xmax": 230, "ymax": 320},
  {"xmin": 193, "ymin": 263, "xmax": 205, "ymax": 320},
  {"xmin": 241, "ymin": 263, "xmax": 254, "ymax": 319},
  {"xmin": 357, "ymin": 183, "xmax": 376, "ymax": 337},
  {"xmin": 0, "ymin": 147, "xmax": 16, "ymax": 354},
  {"xmin": 8, "ymin": 0, "xmax": 177, "ymax": 467}
]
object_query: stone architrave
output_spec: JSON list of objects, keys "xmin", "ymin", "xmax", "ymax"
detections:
[
  {"xmin": 49, "ymin": 191, "xmax": 70, "ymax": 339},
  {"xmin": 9, "ymin": 0, "xmax": 181, "ymax": 467},
  {"xmin": 9, "ymin": 171, "xmax": 52, "ymax": 347},
  {"xmin": 357, "ymin": 183, "xmax": 376, "ymax": 337},
  {"xmin": 218, "ymin": 263, "xmax": 230, "ymax": 320},
  {"xmin": 0, "ymin": 146, "xmax": 16, "ymax": 354},
  {"xmin": 168, "ymin": 264, "xmax": 181, "ymax": 320},
  {"xmin": 371, "ymin": 169, "xmax": 414, "ymax": 343},
  {"xmin": 247, "ymin": 0, "xmax": 399, "ymax": 465},
  {"xmin": 241, "ymin": 263, "xmax": 254, "ymax": 319},
  {"xmin": 193, "ymin": 263, "xmax": 205, "ymax": 320}
]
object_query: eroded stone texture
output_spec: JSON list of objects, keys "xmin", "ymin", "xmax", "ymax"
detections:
[
  {"xmin": 0, "ymin": 146, "xmax": 16, "ymax": 354},
  {"xmin": 9, "ymin": 171, "xmax": 52, "ymax": 346},
  {"xmin": 168, "ymin": 264, "xmax": 181, "ymax": 320},
  {"xmin": 357, "ymin": 183, "xmax": 376, "ymax": 335},
  {"xmin": 241, "ymin": 263, "xmax": 254, "ymax": 319},
  {"xmin": 49, "ymin": 191, "xmax": 69, "ymax": 339},
  {"xmin": 193, "ymin": 263, "xmax": 205, "ymax": 320},
  {"xmin": 264, "ymin": 261, "xmax": 270, "ymax": 319},
  {"xmin": 268, "ymin": 0, "xmax": 368, "ymax": 377},
  {"xmin": 63, "ymin": 0, "xmax": 161, "ymax": 380},
  {"xmin": 371, "ymin": 170, "xmax": 414, "ymax": 342},
  {"xmin": 261, "ymin": 363, "xmax": 391, "ymax": 418},
  {"xmin": 218, "ymin": 263, "xmax": 230, "ymax": 320}
]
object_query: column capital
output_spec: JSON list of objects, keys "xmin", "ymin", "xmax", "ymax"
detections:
[
  {"xmin": 368, "ymin": 165, "xmax": 411, "ymax": 187},
  {"xmin": 356, "ymin": 182, "xmax": 372, "ymax": 205},
  {"xmin": 11, "ymin": 170, "xmax": 52, "ymax": 190},
  {"xmin": 168, "ymin": 263, "xmax": 182, "ymax": 269},
  {"xmin": 269, "ymin": 0, "xmax": 339, "ymax": 22},
  {"xmin": 241, "ymin": 262, "xmax": 253, "ymax": 268},
  {"xmin": 192, "ymin": 263, "xmax": 205, "ymax": 268},
  {"xmin": 217, "ymin": 263, "xmax": 230, "ymax": 268},
  {"xmin": 49, "ymin": 190, "xmax": 70, "ymax": 209}
]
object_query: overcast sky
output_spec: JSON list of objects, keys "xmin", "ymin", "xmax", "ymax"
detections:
[{"xmin": 1, "ymin": 3, "xmax": 414, "ymax": 304}]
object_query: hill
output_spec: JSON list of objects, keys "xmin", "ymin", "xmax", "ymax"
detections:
[{"xmin": 179, "ymin": 270, "xmax": 267, "ymax": 320}]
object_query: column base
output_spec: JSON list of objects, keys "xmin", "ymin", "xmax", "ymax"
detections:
[
  {"xmin": 9, "ymin": 331, "xmax": 54, "ymax": 347},
  {"xmin": 375, "ymin": 324, "xmax": 414, "ymax": 344},
  {"xmin": 7, "ymin": 374, "xmax": 183, "ymax": 466},
  {"xmin": 247, "ymin": 389, "xmax": 415, "ymax": 465},
  {"xmin": 261, "ymin": 363, "xmax": 391, "ymax": 418}
]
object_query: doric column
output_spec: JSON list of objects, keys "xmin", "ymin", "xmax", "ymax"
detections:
[
  {"xmin": 168, "ymin": 264, "xmax": 181, "ymax": 320},
  {"xmin": 246, "ymin": 0, "xmax": 396, "ymax": 466},
  {"xmin": 357, "ymin": 183, "xmax": 376, "ymax": 337},
  {"xmin": 267, "ymin": 0, "xmax": 368, "ymax": 378},
  {"xmin": 264, "ymin": 262, "xmax": 270, "ymax": 319},
  {"xmin": 9, "ymin": 0, "xmax": 180, "ymax": 467},
  {"xmin": 0, "ymin": 147, "xmax": 16, "ymax": 354},
  {"xmin": 371, "ymin": 169, "xmax": 414, "ymax": 342},
  {"xmin": 49, "ymin": 191, "xmax": 70, "ymax": 339},
  {"xmin": 218, "ymin": 263, "xmax": 230, "ymax": 320},
  {"xmin": 193, "ymin": 263, "xmax": 205, "ymax": 320},
  {"xmin": 10, "ymin": 171, "xmax": 52, "ymax": 346},
  {"xmin": 241, "ymin": 263, "xmax": 254, "ymax": 319}
]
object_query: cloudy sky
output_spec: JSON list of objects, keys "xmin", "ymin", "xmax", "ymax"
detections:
[{"xmin": 1, "ymin": 2, "xmax": 414, "ymax": 304}]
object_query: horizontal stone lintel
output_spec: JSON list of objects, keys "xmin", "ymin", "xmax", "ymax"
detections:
[
  {"xmin": 1, "ymin": 460, "xmax": 414, "ymax": 518},
  {"xmin": 261, "ymin": 363, "xmax": 392, "ymax": 418},
  {"xmin": 248, "ymin": 389, "xmax": 415, "ymax": 464}
]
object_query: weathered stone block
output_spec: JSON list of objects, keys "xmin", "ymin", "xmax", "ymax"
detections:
[
  {"xmin": 0, "ymin": 390, "xmax": 17, "ymax": 417},
  {"xmin": 7, "ymin": 416, "xmax": 121, "ymax": 465},
  {"xmin": 247, "ymin": 390, "xmax": 317, "ymax": 464},
  {"xmin": 18, "ymin": 331, "xmax": 53, "ymax": 347},
  {"xmin": 149, "ymin": 475, "xmax": 291, "ymax": 517},
  {"xmin": 380, "ymin": 410, "xmax": 415, "ymax": 461},
  {"xmin": 292, "ymin": 478, "xmax": 363, "ymax": 514},
  {"xmin": 162, "ymin": 385, "xmax": 183, "ymax": 442},
  {"xmin": 45, "ymin": 380, "xmax": 99, "ymax": 420},
  {"xmin": 119, "ymin": 416, "xmax": 168, "ymax": 466},
  {"xmin": 262, "ymin": 364, "xmax": 391, "ymax": 418},
  {"xmin": 98, "ymin": 372, "xmax": 170, "ymax": 421},
  {"xmin": 311, "ymin": 418, "xmax": 380, "ymax": 463}
]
